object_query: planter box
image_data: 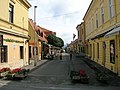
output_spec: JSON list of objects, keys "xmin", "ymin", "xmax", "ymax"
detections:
[
  {"xmin": 0, "ymin": 71, "xmax": 9, "ymax": 78},
  {"xmin": 70, "ymin": 70, "xmax": 89, "ymax": 83},
  {"xmin": 5, "ymin": 68, "xmax": 29, "ymax": 80},
  {"xmin": 95, "ymin": 72, "xmax": 108, "ymax": 82}
]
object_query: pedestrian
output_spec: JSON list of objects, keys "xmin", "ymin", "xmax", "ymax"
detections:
[
  {"xmin": 70, "ymin": 51, "xmax": 72, "ymax": 60},
  {"xmin": 51, "ymin": 51, "xmax": 54, "ymax": 60},
  {"xmin": 60, "ymin": 50, "xmax": 62, "ymax": 60}
]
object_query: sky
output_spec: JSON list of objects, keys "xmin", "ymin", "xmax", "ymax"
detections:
[{"xmin": 28, "ymin": 0, "xmax": 92, "ymax": 45}]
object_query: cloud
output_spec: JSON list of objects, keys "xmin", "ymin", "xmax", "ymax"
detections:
[{"xmin": 28, "ymin": 0, "xmax": 92, "ymax": 45}]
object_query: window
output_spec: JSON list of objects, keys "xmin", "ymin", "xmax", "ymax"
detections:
[
  {"xmin": 97, "ymin": 43, "xmax": 99, "ymax": 59},
  {"xmin": 20, "ymin": 46, "xmax": 24, "ymax": 59},
  {"xmin": 92, "ymin": 18, "xmax": 94, "ymax": 30},
  {"xmin": 0, "ymin": 46, "xmax": 8, "ymax": 63},
  {"xmin": 101, "ymin": 6, "xmax": 104, "ymax": 24},
  {"xmin": 110, "ymin": 40, "xmax": 115, "ymax": 64},
  {"xmin": 37, "ymin": 30, "xmax": 40, "ymax": 36},
  {"xmin": 29, "ymin": 46, "xmax": 32, "ymax": 58},
  {"xmin": 109, "ymin": 0, "xmax": 114, "ymax": 18},
  {"xmin": 96, "ymin": 13, "xmax": 98, "ymax": 28},
  {"xmin": 9, "ymin": 4, "xmax": 14, "ymax": 23}
]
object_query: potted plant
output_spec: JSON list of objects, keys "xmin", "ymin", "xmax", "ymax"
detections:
[
  {"xmin": 6, "ymin": 68, "xmax": 29, "ymax": 80},
  {"xmin": 79, "ymin": 69, "xmax": 89, "ymax": 83},
  {"xmin": 95, "ymin": 71, "xmax": 108, "ymax": 82},
  {"xmin": 0, "ymin": 68, "xmax": 11, "ymax": 78}
]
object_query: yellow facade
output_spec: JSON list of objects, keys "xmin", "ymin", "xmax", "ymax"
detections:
[
  {"xmin": 28, "ymin": 20, "xmax": 42, "ymax": 64},
  {"xmin": 76, "ymin": 22, "xmax": 86, "ymax": 53},
  {"xmin": 0, "ymin": 0, "xmax": 31, "ymax": 69},
  {"xmin": 84, "ymin": 0, "xmax": 120, "ymax": 76}
]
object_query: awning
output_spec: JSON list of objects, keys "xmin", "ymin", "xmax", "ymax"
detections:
[
  {"xmin": 105, "ymin": 27, "xmax": 120, "ymax": 37},
  {"xmin": 39, "ymin": 36, "xmax": 48, "ymax": 42},
  {"xmin": 91, "ymin": 30, "xmax": 112, "ymax": 40}
]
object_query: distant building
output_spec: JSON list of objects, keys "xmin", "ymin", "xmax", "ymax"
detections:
[
  {"xmin": 28, "ymin": 19, "xmax": 48, "ymax": 64},
  {"xmin": 76, "ymin": 22, "xmax": 86, "ymax": 53}
]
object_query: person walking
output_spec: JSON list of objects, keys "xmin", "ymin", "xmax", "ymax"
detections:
[
  {"xmin": 60, "ymin": 50, "xmax": 62, "ymax": 60},
  {"xmin": 70, "ymin": 51, "xmax": 72, "ymax": 60}
]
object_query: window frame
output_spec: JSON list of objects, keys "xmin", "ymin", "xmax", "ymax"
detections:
[
  {"xmin": 110, "ymin": 40, "xmax": 115, "ymax": 64},
  {"xmin": 96, "ymin": 13, "xmax": 98, "ymax": 29},
  {"xmin": 101, "ymin": 5, "xmax": 105, "ymax": 24},
  {"xmin": 109, "ymin": 0, "xmax": 114, "ymax": 18},
  {"xmin": 9, "ymin": 3, "xmax": 14, "ymax": 23},
  {"xmin": 20, "ymin": 46, "xmax": 24, "ymax": 59},
  {"xmin": 0, "ymin": 45, "xmax": 8, "ymax": 63}
]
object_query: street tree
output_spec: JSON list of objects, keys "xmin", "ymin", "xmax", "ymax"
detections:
[{"xmin": 47, "ymin": 34, "xmax": 64, "ymax": 48}]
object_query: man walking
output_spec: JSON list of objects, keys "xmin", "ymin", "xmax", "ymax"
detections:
[{"xmin": 70, "ymin": 51, "xmax": 72, "ymax": 60}]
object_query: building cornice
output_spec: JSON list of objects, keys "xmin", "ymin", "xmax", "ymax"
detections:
[
  {"xmin": 18, "ymin": 0, "xmax": 31, "ymax": 8},
  {"xmin": 0, "ymin": 18, "xmax": 28, "ymax": 32},
  {"xmin": 0, "ymin": 28, "xmax": 29, "ymax": 39},
  {"xmin": 83, "ymin": 0, "xmax": 94, "ymax": 20}
]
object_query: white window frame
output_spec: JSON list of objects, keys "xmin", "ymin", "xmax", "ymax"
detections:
[
  {"xmin": 101, "ymin": 5, "xmax": 104, "ymax": 24},
  {"xmin": 92, "ymin": 17, "xmax": 94, "ymax": 30},
  {"xmin": 109, "ymin": 0, "xmax": 114, "ymax": 18},
  {"xmin": 96, "ymin": 12, "xmax": 98, "ymax": 29}
]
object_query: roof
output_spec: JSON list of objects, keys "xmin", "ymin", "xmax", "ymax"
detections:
[
  {"xmin": 39, "ymin": 36, "xmax": 48, "ymax": 43},
  {"xmin": 21, "ymin": 0, "xmax": 31, "ymax": 8},
  {"xmin": 83, "ymin": 0, "xmax": 93, "ymax": 20},
  {"xmin": 39, "ymin": 26, "xmax": 56, "ymax": 36},
  {"xmin": 28, "ymin": 19, "xmax": 48, "ymax": 43}
]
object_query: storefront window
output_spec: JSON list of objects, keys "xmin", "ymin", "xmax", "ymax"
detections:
[
  {"xmin": 110, "ymin": 40, "xmax": 115, "ymax": 64},
  {"xmin": 0, "ymin": 46, "xmax": 8, "ymax": 63}
]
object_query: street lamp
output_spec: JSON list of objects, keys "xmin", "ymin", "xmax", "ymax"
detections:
[{"xmin": 34, "ymin": 6, "xmax": 37, "ymax": 66}]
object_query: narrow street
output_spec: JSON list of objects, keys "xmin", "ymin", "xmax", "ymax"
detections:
[{"xmin": 0, "ymin": 53, "xmax": 120, "ymax": 90}]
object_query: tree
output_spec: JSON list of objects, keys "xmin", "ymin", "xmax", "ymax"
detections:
[{"xmin": 47, "ymin": 34, "xmax": 64, "ymax": 48}]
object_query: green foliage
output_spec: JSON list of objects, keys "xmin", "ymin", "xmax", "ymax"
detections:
[{"xmin": 47, "ymin": 34, "xmax": 64, "ymax": 48}]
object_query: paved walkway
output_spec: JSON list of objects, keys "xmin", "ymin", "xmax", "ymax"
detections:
[
  {"xmin": 22, "ymin": 60, "xmax": 49, "ymax": 72},
  {"xmin": 74, "ymin": 53, "xmax": 120, "ymax": 86}
]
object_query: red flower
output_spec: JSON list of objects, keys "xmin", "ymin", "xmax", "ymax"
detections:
[
  {"xmin": 12, "ymin": 68, "xmax": 22, "ymax": 74},
  {"xmin": 79, "ymin": 69, "xmax": 86, "ymax": 76},
  {"xmin": 0, "ymin": 68, "xmax": 11, "ymax": 73}
]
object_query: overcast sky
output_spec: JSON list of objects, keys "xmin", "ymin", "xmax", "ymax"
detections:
[{"xmin": 28, "ymin": 0, "xmax": 92, "ymax": 45}]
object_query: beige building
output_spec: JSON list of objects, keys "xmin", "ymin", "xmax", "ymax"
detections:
[
  {"xmin": 67, "ymin": 39, "xmax": 78, "ymax": 53},
  {"xmin": 83, "ymin": 0, "xmax": 120, "ymax": 76},
  {"xmin": 0, "ymin": 0, "xmax": 31, "ymax": 69},
  {"xmin": 76, "ymin": 22, "xmax": 86, "ymax": 53}
]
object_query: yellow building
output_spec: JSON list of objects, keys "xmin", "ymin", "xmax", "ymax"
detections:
[
  {"xmin": 0, "ymin": 0, "xmax": 31, "ymax": 69},
  {"xmin": 83, "ymin": 0, "xmax": 120, "ymax": 76},
  {"xmin": 28, "ymin": 19, "xmax": 41, "ymax": 65},
  {"xmin": 67, "ymin": 39, "xmax": 78, "ymax": 53},
  {"xmin": 76, "ymin": 22, "xmax": 86, "ymax": 53}
]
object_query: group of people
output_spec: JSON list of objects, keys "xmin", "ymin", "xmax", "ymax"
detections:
[
  {"xmin": 59, "ymin": 50, "xmax": 73, "ymax": 60},
  {"xmin": 45, "ymin": 50, "xmax": 73, "ymax": 60}
]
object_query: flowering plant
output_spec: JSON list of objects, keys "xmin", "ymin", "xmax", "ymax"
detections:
[
  {"xmin": 0, "ymin": 68, "xmax": 11, "ymax": 78},
  {"xmin": 0, "ymin": 68, "xmax": 11, "ymax": 73},
  {"xmin": 6, "ymin": 68, "xmax": 29, "ymax": 80},
  {"xmin": 11, "ymin": 68, "xmax": 22, "ymax": 74},
  {"xmin": 79, "ymin": 70, "xmax": 86, "ymax": 76}
]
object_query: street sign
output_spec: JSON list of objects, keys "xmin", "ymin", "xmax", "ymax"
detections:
[{"xmin": 0, "ymin": 35, "xmax": 3, "ymax": 47}]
